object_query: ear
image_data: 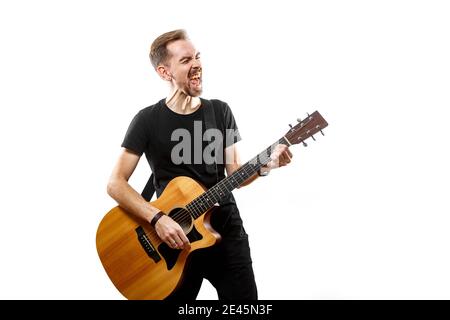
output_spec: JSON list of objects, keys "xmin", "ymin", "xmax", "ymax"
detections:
[{"xmin": 156, "ymin": 65, "xmax": 172, "ymax": 81}]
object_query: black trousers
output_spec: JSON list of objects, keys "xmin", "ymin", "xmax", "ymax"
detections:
[{"xmin": 166, "ymin": 205, "xmax": 258, "ymax": 301}]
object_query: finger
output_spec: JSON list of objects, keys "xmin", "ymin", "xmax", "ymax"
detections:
[
  {"xmin": 167, "ymin": 239, "xmax": 177, "ymax": 248},
  {"xmin": 278, "ymin": 153, "xmax": 287, "ymax": 166},
  {"xmin": 286, "ymin": 148, "xmax": 293, "ymax": 158},
  {"xmin": 180, "ymin": 238, "xmax": 191, "ymax": 250},
  {"xmin": 172, "ymin": 234, "xmax": 184, "ymax": 248},
  {"xmin": 178, "ymin": 230, "xmax": 191, "ymax": 247},
  {"xmin": 271, "ymin": 154, "xmax": 282, "ymax": 168},
  {"xmin": 272, "ymin": 145, "xmax": 282, "ymax": 157},
  {"xmin": 284, "ymin": 152, "xmax": 292, "ymax": 162},
  {"xmin": 280, "ymin": 144, "xmax": 290, "ymax": 154},
  {"xmin": 168, "ymin": 235, "xmax": 178, "ymax": 247}
]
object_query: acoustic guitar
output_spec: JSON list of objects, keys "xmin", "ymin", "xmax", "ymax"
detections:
[{"xmin": 96, "ymin": 111, "xmax": 328, "ymax": 299}]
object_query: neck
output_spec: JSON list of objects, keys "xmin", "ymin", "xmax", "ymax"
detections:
[{"xmin": 166, "ymin": 88, "xmax": 201, "ymax": 114}]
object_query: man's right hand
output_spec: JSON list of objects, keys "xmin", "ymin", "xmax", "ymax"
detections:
[{"xmin": 154, "ymin": 214, "xmax": 191, "ymax": 250}]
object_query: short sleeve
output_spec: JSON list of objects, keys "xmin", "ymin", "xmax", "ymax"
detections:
[
  {"xmin": 222, "ymin": 102, "xmax": 242, "ymax": 148},
  {"xmin": 121, "ymin": 110, "xmax": 150, "ymax": 156}
]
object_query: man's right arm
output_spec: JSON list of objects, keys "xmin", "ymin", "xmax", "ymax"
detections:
[
  {"xmin": 107, "ymin": 148, "xmax": 161, "ymax": 222},
  {"xmin": 107, "ymin": 148, "xmax": 190, "ymax": 249}
]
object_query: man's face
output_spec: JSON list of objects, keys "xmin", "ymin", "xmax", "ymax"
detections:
[{"xmin": 164, "ymin": 39, "xmax": 202, "ymax": 97}]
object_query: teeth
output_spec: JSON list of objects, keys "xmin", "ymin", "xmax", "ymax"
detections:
[{"xmin": 190, "ymin": 70, "xmax": 202, "ymax": 80}]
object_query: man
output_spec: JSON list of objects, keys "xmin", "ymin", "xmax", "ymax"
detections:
[{"xmin": 107, "ymin": 29, "xmax": 293, "ymax": 300}]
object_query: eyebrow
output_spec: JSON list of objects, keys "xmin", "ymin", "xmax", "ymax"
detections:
[{"xmin": 179, "ymin": 52, "xmax": 201, "ymax": 62}]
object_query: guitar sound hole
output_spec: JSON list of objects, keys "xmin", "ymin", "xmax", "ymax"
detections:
[{"xmin": 168, "ymin": 207, "xmax": 193, "ymax": 234}]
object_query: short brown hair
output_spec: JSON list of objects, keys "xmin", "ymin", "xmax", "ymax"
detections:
[{"xmin": 149, "ymin": 29, "xmax": 188, "ymax": 69}]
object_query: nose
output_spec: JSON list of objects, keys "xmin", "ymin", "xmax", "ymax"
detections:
[{"xmin": 192, "ymin": 57, "xmax": 201, "ymax": 68}]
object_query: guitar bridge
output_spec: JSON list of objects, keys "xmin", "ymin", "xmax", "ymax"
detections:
[{"xmin": 135, "ymin": 226, "xmax": 161, "ymax": 263}]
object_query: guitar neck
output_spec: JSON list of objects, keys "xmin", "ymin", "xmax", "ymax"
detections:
[{"xmin": 187, "ymin": 137, "xmax": 290, "ymax": 219}]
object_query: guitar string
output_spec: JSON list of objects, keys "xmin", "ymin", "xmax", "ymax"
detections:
[
  {"xmin": 143, "ymin": 158, "xmax": 270, "ymax": 244},
  {"xmin": 154, "ymin": 140, "xmax": 280, "ymax": 230},
  {"xmin": 146, "ymin": 133, "xmax": 302, "ymax": 240},
  {"xmin": 156, "ymin": 160, "xmax": 268, "ymax": 231},
  {"xmin": 159, "ymin": 134, "xmax": 297, "ymax": 230},
  {"xmin": 173, "ymin": 161, "xmax": 262, "ymax": 220},
  {"xmin": 143, "ymin": 120, "xmax": 321, "ymax": 243},
  {"xmin": 143, "ymin": 163, "xmax": 255, "ymax": 244}
]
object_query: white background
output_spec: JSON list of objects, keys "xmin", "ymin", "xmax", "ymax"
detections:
[{"xmin": 0, "ymin": 0, "xmax": 449, "ymax": 299}]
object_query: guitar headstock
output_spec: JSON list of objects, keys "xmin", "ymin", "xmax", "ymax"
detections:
[{"xmin": 284, "ymin": 111, "xmax": 328, "ymax": 146}]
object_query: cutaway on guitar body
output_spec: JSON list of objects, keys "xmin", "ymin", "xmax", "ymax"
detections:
[{"xmin": 96, "ymin": 176, "xmax": 221, "ymax": 300}]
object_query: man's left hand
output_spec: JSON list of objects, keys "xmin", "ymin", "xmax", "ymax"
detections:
[{"xmin": 267, "ymin": 144, "xmax": 293, "ymax": 170}]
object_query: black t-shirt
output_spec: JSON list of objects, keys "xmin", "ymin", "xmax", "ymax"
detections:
[{"xmin": 121, "ymin": 98, "xmax": 243, "ymax": 232}]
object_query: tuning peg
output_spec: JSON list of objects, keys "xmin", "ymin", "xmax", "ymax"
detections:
[
  {"xmin": 320, "ymin": 130, "xmax": 325, "ymax": 136},
  {"xmin": 289, "ymin": 124, "xmax": 293, "ymax": 129},
  {"xmin": 311, "ymin": 135, "xmax": 316, "ymax": 141},
  {"xmin": 297, "ymin": 118, "xmax": 301, "ymax": 122},
  {"xmin": 302, "ymin": 141, "xmax": 308, "ymax": 147}
]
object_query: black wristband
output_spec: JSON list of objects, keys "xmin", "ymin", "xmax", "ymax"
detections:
[{"xmin": 150, "ymin": 211, "xmax": 164, "ymax": 227}]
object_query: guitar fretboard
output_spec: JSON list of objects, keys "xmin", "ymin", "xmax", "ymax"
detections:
[{"xmin": 186, "ymin": 137, "xmax": 289, "ymax": 219}]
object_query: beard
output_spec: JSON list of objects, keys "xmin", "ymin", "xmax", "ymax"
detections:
[
  {"xmin": 185, "ymin": 80, "xmax": 202, "ymax": 97},
  {"xmin": 174, "ymin": 67, "xmax": 203, "ymax": 97},
  {"xmin": 171, "ymin": 76, "xmax": 203, "ymax": 97}
]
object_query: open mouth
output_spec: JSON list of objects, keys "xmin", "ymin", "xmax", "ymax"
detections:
[{"xmin": 189, "ymin": 68, "xmax": 202, "ymax": 88}]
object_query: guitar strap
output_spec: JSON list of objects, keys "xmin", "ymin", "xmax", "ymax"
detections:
[
  {"xmin": 202, "ymin": 99, "xmax": 220, "ymax": 182},
  {"xmin": 141, "ymin": 173, "xmax": 156, "ymax": 202},
  {"xmin": 141, "ymin": 99, "xmax": 219, "ymax": 201}
]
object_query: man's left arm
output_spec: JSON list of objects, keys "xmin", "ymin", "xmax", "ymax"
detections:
[{"xmin": 224, "ymin": 143, "xmax": 293, "ymax": 187}]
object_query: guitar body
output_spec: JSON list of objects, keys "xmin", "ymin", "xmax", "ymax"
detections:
[{"xmin": 96, "ymin": 176, "xmax": 221, "ymax": 300}]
